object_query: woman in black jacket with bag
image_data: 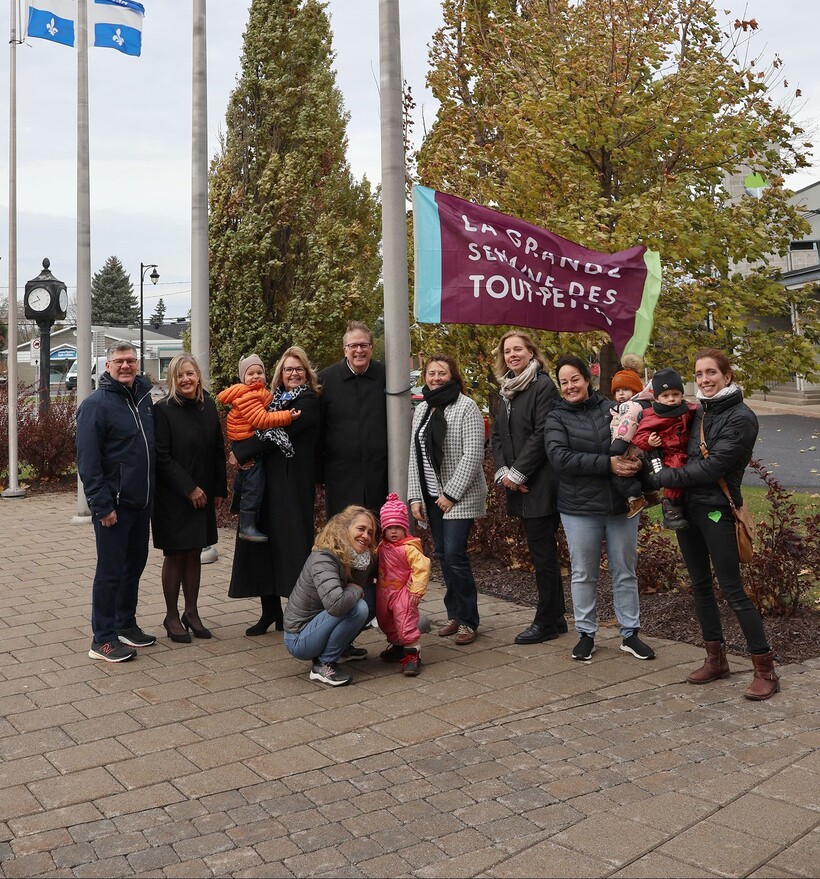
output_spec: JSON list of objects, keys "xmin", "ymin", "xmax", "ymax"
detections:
[
  {"xmin": 491, "ymin": 331, "xmax": 566, "ymax": 643},
  {"xmin": 649, "ymin": 348, "xmax": 778, "ymax": 700}
]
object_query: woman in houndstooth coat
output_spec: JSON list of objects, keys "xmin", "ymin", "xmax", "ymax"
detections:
[{"xmin": 408, "ymin": 354, "xmax": 487, "ymax": 645}]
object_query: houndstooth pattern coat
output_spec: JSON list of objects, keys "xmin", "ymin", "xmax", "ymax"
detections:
[{"xmin": 408, "ymin": 393, "xmax": 488, "ymax": 520}]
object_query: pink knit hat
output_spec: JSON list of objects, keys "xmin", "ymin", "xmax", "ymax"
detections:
[{"xmin": 380, "ymin": 493, "xmax": 409, "ymax": 533}]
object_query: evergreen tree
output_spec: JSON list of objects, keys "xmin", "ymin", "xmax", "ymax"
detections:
[
  {"xmin": 91, "ymin": 256, "xmax": 139, "ymax": 326},
  {"xmin": 149, "ymin": 298, "xmax": 166, "ymax": 329},
  {"xmin": 418, "ymin": 0, "xmax": 818, "ymax": 394},
  {"xmin": 209, "ymin": 0, "xmax": 382, "ymax": 385}
]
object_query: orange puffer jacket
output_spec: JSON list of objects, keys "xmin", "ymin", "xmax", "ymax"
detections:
[{"xmin": 216, "ymin": 383, "xmax": 294, "ymax": 442}]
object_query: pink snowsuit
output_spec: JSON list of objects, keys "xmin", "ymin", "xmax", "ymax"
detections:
[{"xmin": 376, "ymin": 535, "xmax": 430, "ymax": 646}]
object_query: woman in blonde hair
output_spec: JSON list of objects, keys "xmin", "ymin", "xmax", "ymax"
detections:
[
  {"xmin": 152, "ymin": 354, "xmax": 227, "ymax": 642},
  {"xmin": 490, "ymin": 331, "xmax": 565, "ymax": 644},
  {"xmin": 228, "ymin": 346, "xmax": 322, "ymax": 635},
  {"xmin": 283, "ymin": 506, "xmax": 378, "ymax": 687}
]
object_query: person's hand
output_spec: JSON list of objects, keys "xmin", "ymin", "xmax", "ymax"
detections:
[
  {"xmin": 409, "ymin": 592, "xmax": 422, "ymax": 607},
  {"xmin": 215, "ymin": 495, "xmax": 226, "ymax": 509},
  {"xmin": 345, "ymin": 583, "xmax": 364, "ymax": 600},
  {"xmin": 436, "ymin": 495, "xmax": 454, "ymax": 513},
  {"xmin": 610, "ymin": 456, "xmax": 640, "ymax": 477},
  {"xmin": 228, "ymin": 451, "xmax": 238, "ymax": 467},
  {"xmin": 290, "ymin": 409, "xmax": 301, "ymax": 420},
  {"xmin": 99, "ymin": 510, "xmax": 117, "ymax": 527},
  {"xmin": 647, "ymin": 432, "xmax": 662, "ymax": 448},
  {"xmin": 411, "ymin": 502, "xmax": 425, "ymax": 522},
  {"xmin": 501, "ymin": 475, "xmax": 529, "ymax": 493},
  {"xmin": 189, "ymin": 487, "xmax": 207, "ymax": 509}
]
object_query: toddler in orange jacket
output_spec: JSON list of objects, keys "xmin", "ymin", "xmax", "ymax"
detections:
[
  {"xmin": 376, "ymin": 494, "xmax": 431, "ymax": 676},
  {"xmin": 217, "ymin": 354, "xmax": 300, "ymax": 542}
]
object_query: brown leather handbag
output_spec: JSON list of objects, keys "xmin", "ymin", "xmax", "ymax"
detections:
[{"xmin": 699, "ymin": 419, "xmax": 755, "ymax": 563}]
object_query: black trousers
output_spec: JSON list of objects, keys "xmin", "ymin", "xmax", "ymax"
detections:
[
  {"xmin": 522, "ymin": 515, "xmax": 565, "ymax": 628},
  {"xmin": 676, "ymin": 503, "xmax": 769, "ymax": 654}
]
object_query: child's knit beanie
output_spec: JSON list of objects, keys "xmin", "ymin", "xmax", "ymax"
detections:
[
  {"xmin": 651, "ymin": 368, "xmax": 684, "ymax": 397},
  {"xmin": 611, "ymin": 369, "xmax": 644, "ymax": 396},
  {"xmin": 380, "ymin": 493, "xmax": 409, "ymax": 534},
  {"xmin": 238, "ymin": 354, "xmax": 264, "ymax": 383}
]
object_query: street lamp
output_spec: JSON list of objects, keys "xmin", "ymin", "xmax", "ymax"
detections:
[{"xmin": 139, "ymin": 262, "xmax": 159, "ymax": 375}]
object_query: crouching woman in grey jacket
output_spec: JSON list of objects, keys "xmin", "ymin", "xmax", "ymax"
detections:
[{"xmin": 283, "ymin": 506, "xmax": 378, "ymax": 687}]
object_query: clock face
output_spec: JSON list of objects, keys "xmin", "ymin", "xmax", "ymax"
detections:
[
  {"xmin": 27, "ymin": 287, "xmax": 51, "ymax": 312},
  {"xmin": 58, "ymin": 288, "xmax": 68, "ymax": 314}
]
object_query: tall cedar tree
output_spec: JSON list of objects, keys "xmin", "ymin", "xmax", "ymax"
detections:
[
  {"xmin": 149, "ymin": 298, "xmax": 166, "ymax": 329},
  {"xmin": 416, "ymin": 0, "xmax": 818, "ymax": 397},
  {"xmin": 209, "ymin": 0, "xmax": 382, "ymax": 385},
  {"xmin": 91, "ymin": 256, "xmax": 138, "ymax": 327}
]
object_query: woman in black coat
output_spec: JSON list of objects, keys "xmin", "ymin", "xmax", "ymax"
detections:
[
  {"xmin": 153, "ymin": 354, "xmax": 227, "ymax": 642},
  {"xmin": 649, "ymin": 347, "xmax": 778, "ymax": 700},
  {"xmin": 490, "ymin": 331, "xmax": 566, "ymax": 644},
  {"xmin": 228, "ymin": 346, "xmax": 321, "ymax": 635},
  {"xmin": 544, "ymin": 354, "xmax": 654, "ymax": 664}
]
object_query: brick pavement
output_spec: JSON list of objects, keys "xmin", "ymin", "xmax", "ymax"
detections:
[{"xmin": 0, "ymin": 493, "xmax": 818, "ymax": 878}]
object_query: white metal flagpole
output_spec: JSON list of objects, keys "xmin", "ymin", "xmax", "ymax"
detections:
[
  {"xmin": 191, "ymin": 0, "xmax": 209, "ymax": 387},
  {"xmin": 73, "ymin": 0, "xmax": 93, "ymax": 523},
  {"xmin": 3, "ymin": 0, "xmax": 25, "ymax": 500},
  {"xmin": 379, "ymin": 0, "xmax": 411, "ymax": 498}
]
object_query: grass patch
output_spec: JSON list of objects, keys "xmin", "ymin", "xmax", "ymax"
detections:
[{"xmin": 646, "ymin": 485, "xmax": 820, "ymax": 525}]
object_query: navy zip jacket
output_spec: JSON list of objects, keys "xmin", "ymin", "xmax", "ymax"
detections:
[
  {"xmin": 76, "ymin": 372, "xmax": 156, "ymax": 519},
  {"xmin": 544, "ymin": 390, "xmax": 628, "ymax": 517}
]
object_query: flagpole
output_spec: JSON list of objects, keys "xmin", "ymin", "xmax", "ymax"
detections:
[
  {"xmin": 3, "ymin": 0, "xmax": 25, "ymax": 499},
  {"xmin": 191, "ymin": 0, "xmax": 209, "ymax": 387},
  {"xmin": 73, "ymin": 0, "xmax": 93, "ymax": 522},
  {"xmin": 379, "ymin": 0, "xmax": 411, "ymax": 498}
]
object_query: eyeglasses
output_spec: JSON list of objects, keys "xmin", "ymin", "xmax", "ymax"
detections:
[
  {"xmin": 110, "ymin": 358, "xmax": 137, "ymax": 367},
  {"xmin": 282, "ymin": 366, "xmax": 305, "ymax": 374},
  {"xmin": 345, "ymin": 342, "xmax": 372, "ymax": 350}
]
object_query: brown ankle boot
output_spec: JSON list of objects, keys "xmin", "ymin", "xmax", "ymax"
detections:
[
  {"xmin": 686, "ymin": 640, "xmax": 730, "ymax": 684},
  {"xmin": 744, "ymin": 651, "xmax": 780, "ymax": 701}
]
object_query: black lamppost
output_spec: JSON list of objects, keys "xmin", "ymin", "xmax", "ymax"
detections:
[
  {"xmin": 139, "ymin": 262, "xmax": 159, "ymax": 375},
  {"xmin": 24, "ymin": 258, "xmax": 68, "ymax": 416}
]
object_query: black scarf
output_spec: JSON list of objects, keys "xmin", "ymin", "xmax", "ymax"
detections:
[
  {"xmin": 418, "ymin": 379, "xmax": 460, "ymax": 476},
  {"xmin": 652, "ymin": 399, "xmax": 689, "ymax": 418}
]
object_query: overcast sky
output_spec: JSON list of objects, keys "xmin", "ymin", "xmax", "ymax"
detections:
[{"xmin": 0, "ymin": 0, "xmax": 816, "ymax": 319}]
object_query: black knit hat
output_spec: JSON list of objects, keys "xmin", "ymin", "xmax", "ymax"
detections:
[{"xmin": 651, "ymin": 368, "xmax": 684, "ymax": 397}]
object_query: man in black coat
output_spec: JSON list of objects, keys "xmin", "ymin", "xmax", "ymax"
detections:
[
  {"xmin": 76, "ymin": 342, "xmax": 157, "ymax": 663},
  {"xmin": 318, "ymin": 321, "xmax": 388, "ymax": 518}
]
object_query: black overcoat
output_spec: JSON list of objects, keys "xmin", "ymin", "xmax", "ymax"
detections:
[
  {"xmin": 152, "ymin": 392, "xmax": 227, "ymax": 552},
  {"xmin": 491, "ymin": 370, "xmax": 559, "ymax": 519},
  {"xmin": 228, "ymin": 389, "xmax": 320, "ymax": 599},
  {"xmin": 317, "ymin": 358, "xmax": 388, "ymax": 516}
]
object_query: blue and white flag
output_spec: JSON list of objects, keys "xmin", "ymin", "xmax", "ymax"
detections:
[
  {"xmin": 27, "ymin": 0, "xmax": 76, "ymax": 47},
  {"xmin": 91, "ymin": 0, "xmax": 145, "ymax": 56}
]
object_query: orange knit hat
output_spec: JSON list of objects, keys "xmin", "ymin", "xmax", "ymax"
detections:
[{"xmin": 611, "ymin": 369, "xmax": 644, "ymax": 396}]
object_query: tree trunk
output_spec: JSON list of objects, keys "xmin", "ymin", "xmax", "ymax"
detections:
[{"xmin": 599, "ymin": 342, "xmax": 620, "ymax": 400}]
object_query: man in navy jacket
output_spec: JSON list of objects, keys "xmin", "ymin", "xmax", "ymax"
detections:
[{"xmin": 76, "ymin": 342, "xmax": 157, "ymax": 662}]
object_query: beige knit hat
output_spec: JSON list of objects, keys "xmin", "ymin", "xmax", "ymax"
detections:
[{"xmin": 238, "ymin": 354, "xmax": 264, "ymax": 384}]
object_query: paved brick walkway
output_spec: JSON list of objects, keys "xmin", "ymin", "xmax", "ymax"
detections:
[{"xmin": 0, "ymin": 493, "xmax": 817, "ymax": 878}]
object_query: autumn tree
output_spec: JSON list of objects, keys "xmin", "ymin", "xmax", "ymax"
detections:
[
  {"xmin": 91, "ymin": 256, "xmax": 138, "ymax": 326},
  {"xmin": 417, "ymin": 0, "xmax": 817, "ymax": 394},
  {"xmin": 208, "ymin": 0, "xmax": 382, "ymax": 385}
]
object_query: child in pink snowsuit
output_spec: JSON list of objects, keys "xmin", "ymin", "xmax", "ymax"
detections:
[{"xmin": 376, "ymin": 494, "xmax": 431, "ymax": 676}]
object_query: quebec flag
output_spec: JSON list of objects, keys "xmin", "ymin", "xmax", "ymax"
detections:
[
  {"xmin": 91, "ymin": 0, "xmax": 145, "ymax": 56},
  {"xmin": 27, "ymin": 0, "xmax": 77, "ymax": 47}
]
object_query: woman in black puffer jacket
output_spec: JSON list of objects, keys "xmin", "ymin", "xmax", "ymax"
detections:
[
  {"xmin": 649, "ymin": 348, "xmax": 778, "ymax": 700},
  {"xmin": 545, "ymin": 355, "xmax": 654, "ymax": 664}
]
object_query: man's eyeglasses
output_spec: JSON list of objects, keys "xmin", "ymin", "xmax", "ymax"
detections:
[
  {"xmin": 345, "ymin": 342, "xmax": 372, "ymax": 350},
  {"xmin": 111, "ymin": 358, "xmax": 137, "ymax": 367},
  {"xmin": 282, "ymin": 366, "xmax": 305, "ymax": 374}
]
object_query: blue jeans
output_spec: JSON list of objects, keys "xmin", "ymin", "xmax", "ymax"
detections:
[
  {"xmin": 234, "ymin": 458, "xmax": 264, "ymax": 513},
  {"xmin": 560, "ymin": 512, "xmax": 640, "ymax": 639},
  {"xmin": 283, "ymin": 599, "xmax": 369, "ymax": 665},
  {"xmin": 426, "ymin": 499, "xmax": 479, "ymax": 630},
  {"xmin": 91, "ymin": 506, "xmax": 151, "ymax": 643}
]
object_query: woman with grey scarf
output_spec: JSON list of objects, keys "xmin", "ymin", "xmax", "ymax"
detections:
[{"xmin": 491, "ymin": 331, "xmax": 566, "ymax": 644}]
